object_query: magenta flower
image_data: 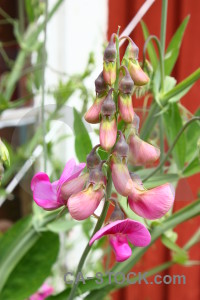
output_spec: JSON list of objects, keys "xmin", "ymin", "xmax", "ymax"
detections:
[
  {"xmin": 29, "ymin": 283, "xmax": 54, "ymax": 300},
  {"xmin": 89, "ymin": 219, "xmax": 151, "ymax": 262},
  {"xmin": 128, "ymin": 175, "xmax": 175, "ymax": 220},
  {"xmin": 31, "ymin": 158, "xmax": 86, "ymax": 210}
]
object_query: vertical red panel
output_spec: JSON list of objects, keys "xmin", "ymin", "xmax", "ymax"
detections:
[{"xmin": 108, "ymin": 1, "xmax": 200, "ymax": 300}]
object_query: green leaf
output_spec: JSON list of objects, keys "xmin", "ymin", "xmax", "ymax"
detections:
[
  {"xmin": 0, "ymin": 216, "xmax": 37, "ymax": 292},
  {"xmin": 182, "ymin": 157, "xmax": 200, "ymax": 177},
  {"xmin": 185, "ymin": 108, "xmax": 200, "ymax": 161},
  {"xmin": 140, "ymin": 21, "xmax": 158, "ymax": 70},
  {"xmin": 25, "ymin": 0, "xmax": 35, "ymax": 22},
  {"xmin": 0, "ymin": 231, "xmax": 59, "ymax": 300},
  {"xmin": 163, "ymin": 103, "xmax": 186, "ymax": 169},
  {"xmin": 161, "ymin": 68, "xmax": 200, "ymax": 104},
  {"xmin": 73, "ymin": 108, "xmax": 92, "ymax": 162},
  {"xmin": 164, "ymin": 16, "xmax": 190, "ymax": 75},
  {"xmin": 46, "ymin": 218, "xmax": 77, "ymax": 233}
]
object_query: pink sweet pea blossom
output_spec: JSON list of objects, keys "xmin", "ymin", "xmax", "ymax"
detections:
[
  {"xmin": 89, "ymin": 219, "xmax": 151, "ymax": 262},
  {"xmin": 128, "ymin": 174, "xmax": 175, "ymax": 220},
  {"xmin": 31, "ymin": 158, "xmax": 86, "ymax": 210},
  {"xmin": 29, "ymin": 283, "xmax": 54, "ymax": 300}
]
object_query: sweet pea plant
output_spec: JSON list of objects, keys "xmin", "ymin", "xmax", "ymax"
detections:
[{"xmin": 0, "ymin": 1, "xmax": 200, "ymax": 300}]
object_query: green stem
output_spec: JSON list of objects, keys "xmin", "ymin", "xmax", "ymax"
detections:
[
  {"xmin": 143, "ymin": 117, "xmax": 200, "ymax": 182},
  {"xmin": 160, "ymin": 0, "xmax": 168, "ymax": 56},
  {"xmin": 4, "ymin": 0, "xmax": 64, "ymax": 101},
  {"xmin": 67, "ymin": 172, "xmax": 112, "ymax": 300},
  {"xmin": 159, "ymin": 116, "xmax": 164, "ymax": 172}
]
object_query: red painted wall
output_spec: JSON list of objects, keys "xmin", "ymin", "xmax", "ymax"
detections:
[{"xmin": 107, "ymin": 1, "xmax": 200, "ymax": 299}]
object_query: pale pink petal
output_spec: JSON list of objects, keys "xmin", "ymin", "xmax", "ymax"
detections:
[
  {"xmin": 111, "ymin": 156, "xmax": 133, "ymax": 197},
  {"xmin": 60, "ymin": 173, "xmax": 89, "ymax": 201},
  {"xmin": 67, "ymin": 186, "xmax": 104, "ymax": 220},
  {"xmin": 89, "ymin": 219, "xmax": 150, "ymax": 248},
  {"xmin": 100, "ymin": 118, "xmax": 117, "ymax": 151},
  {"xmin": 84, "ymin": 95, "xmax": 106, "ymax": 124},
  {"xmin": 128, "ymin": 134, "xmax": 160, "ymax": 166},
  {"xmin": 109, "ymin": 234, "xmax": 132, "ymax": 262},
  {"xmin": 31, "ymin": 173, "xmax": 62, "ymax": 210},
  {"xmin": 128, "ymin": 183, "xmax": 175, "ymax": 220}
]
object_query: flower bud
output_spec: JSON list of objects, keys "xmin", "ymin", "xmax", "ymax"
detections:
[
  {"xmin": 119, "ymin": 66, "xmax": 134, "ymax": 94},
  {"xmin": 103, "ymin": 34, "xmax": 117, "ymax": 85},
  {"xmin": 127, "ymin": 128, "xmax": 160, "ymax": 166},
  {"xmin": 113, "ymin": 131, "xmax": 129, "ymax": 158},
  {"xmin": 86, "ymin": 145, "xmax": 101, "ymax": 169},
  {"xmin": 104, "ymin": 34, "xmax": 116, "ymax": 62},
  {"xmin": 110, "ymin": 154, "xmax": 133, "ymax": 197},
  {"xmin": 84, "ymin": 93, "xmax": 107, "ymax": 124},
  {"xmin": 118, "ymin": 94, "xmax": 134, "ymax": 123},
  {"xmin": 95, "ymin": 71, "xmax": 108, "ymax": 94},
  {"xmin": 101, "ymin": 89, "xmax": 116, "ymax": 117},
  {"xmin": 100, "ymin": 117, "xmax": 117, "ymax": 151},
  {"xmin": 125, "ymin": 59, "xmax": 149, "ymax": 86},
  {"xmin": 109, "ymin": 202, "xmax": 125, "ymax": 222},
  {"xmin": 88, "ymin": 160, "xmax": 107, "ymax": 186},
  {"xmin": 0, "ymin": 139, "xmax": 10, "ymax": 168},
  {"xmin": 124, "ymin": 39, "xmax": 139, "ymax": 60}
]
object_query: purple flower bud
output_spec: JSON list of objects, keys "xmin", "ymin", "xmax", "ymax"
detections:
[
  {"xmin": 119, "ymin": 66, "xmax": 134, "ymax": 94},
  {"xmin": 95, "ymin": 71, "xmax": 108, "ymax": 94},
  {"xmin": 101, "ymin": 89, "xmax": 116, "ymax": 117},
  {"xmin": 113, "ymin": 131, "xmax": 129, "ymax": 158},
  {"xmin": 86, "ymin": 144, "xmax": 101, "ymax": 169},
  {"xmin": 103, "ymin": 34, "xmax": 116, "ymax": 62}
]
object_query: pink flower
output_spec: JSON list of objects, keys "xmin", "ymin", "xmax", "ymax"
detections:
[
  {"xmin": 89, "ymin": 219, "xmax": 151, "ymax": 262},
  {"xmin": 67, "ymin": 162, "xmax": 106, "ymax": 220},
  {"xmin": 128, "ymin": 174, "xmax": 175, "ymax": 220},
  {"xmin": 128, "ymin": 133, "xmax": 160, "ymax": 166},
  {"xmin": 29, "ymin": 283, "xmax": 54, "ymax": 300},
  {"xmin": 84, "ymin": 94, "xmax": 106, "ymax": 124},
  {"xmin": 67, "ymin": 185, "xmax": 104, "ymax": 220},
  {"xmin": 110, "ymin": 154, "xmax": 133, "ymax": 197},
  {"xmin": 31, "ymin": 158, "xmax": 86, "ymax": 210}
]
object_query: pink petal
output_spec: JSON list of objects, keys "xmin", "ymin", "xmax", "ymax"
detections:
[
  {"xmin": 118, "ymin": 94, "xmax": 134, "ymax": 123},
  {"xmin": 58, "ymin": 159, "xmax": 86, "ymax": 192},
  {"xmin": 111, "ymin": 155, "xmax": 134, "ymax": 196},
  {"xmin": 67, "ymin": 186, "xmax": 104, "ymax": 220},
  {"xmin": 84, "ymin": 94, "xmax": 106, "ymax": 124},
  {"xmin": 31, "ymin": 173, "xmax": 62, "ymax": 211},
  {"xmin": 128, "ymin": 134, "xmax": 160, "ymax": 166},
  {"xmin": 109, "ymin": 234, "xmax": 132, "ymax": 262},
  {"xmin": 128, "ymin": 183, "xmax": 175, "ymax": 220},
  {"xmin": 89, "ymin": 219, "xmax": 151, "ymax": 248},
  {"xmin": 100, "ymin": 117, "xmax": 117, "ymax": 151},
  {"xmin": 60, "ymin": 173, "xmax": 89, "ymax": 201}
]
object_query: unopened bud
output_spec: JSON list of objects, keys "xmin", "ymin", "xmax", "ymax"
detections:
[
  {"xmin": 119, "ymin": 66, "xmax": 134, "ymax": 94},
  {"xmin": 101, "ymin": 89, "xmax": 116, "ymax": 117},
  {"xmin": 113, "ymin": 131, "xmax": 129, "ymax": 157},
  {"xmin": 87, "ymin": 145, "xmax": 101, "ymax": 169},
  {"xmin": 0, "ymin": 139, "xmax": 10, "ymax": 168},
  {"xmin": 95, "ymin": 71, "xmax": 108, "ymax": 94}
]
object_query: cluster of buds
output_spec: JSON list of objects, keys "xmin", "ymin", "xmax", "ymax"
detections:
[{"xmin": 31, "ymin": 33, "xmax": 175, "ymax": 263}]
